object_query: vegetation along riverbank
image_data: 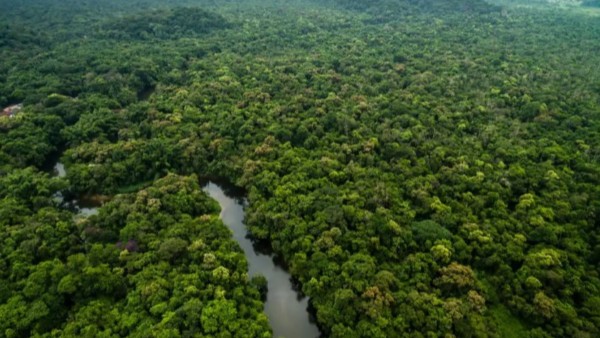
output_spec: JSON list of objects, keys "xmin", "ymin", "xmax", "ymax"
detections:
[{"xmin": 0, "ymin": 0, "xmax": 599, "ymax": 337}]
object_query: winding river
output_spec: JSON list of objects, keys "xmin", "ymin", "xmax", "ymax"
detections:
[
  {"xmin": 203, "ymin": 182, "xmax": 320, "ymax": 338},
  {"xmin": 52, "ymin": 161, "xmax": 319, "ymax": 337}
]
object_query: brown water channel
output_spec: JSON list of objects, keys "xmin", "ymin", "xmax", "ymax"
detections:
[{"xmin": 203, "ymin": 182, "xmax": 320, "ymax": 338}]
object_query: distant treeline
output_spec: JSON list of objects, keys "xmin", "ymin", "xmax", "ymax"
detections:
[
  {"xmin": 334, "ymin": 0, "xmax": 500, "ymax": 14},
  {"xmin": 100, "ymin": 7, "xmax": 232, "ymax": 40},
  {"xmin": 1, "ymin": 0, "xmax": 599, "ymax": 337},
  {"xmin": 582, "ymin": 0, "xmax": 600, "ymax": 8}
]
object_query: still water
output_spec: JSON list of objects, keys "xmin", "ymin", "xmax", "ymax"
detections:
[
  {"xmin": 203, "ymin": 182, "xmax": 320, "ymax": 338},
  {"xmin": 51, "ymin": 163, "xmax": 318, "ymax": 337},
  {"xmin": 52, "ymin": 162, "xmax": 99, "ymax": 216}
]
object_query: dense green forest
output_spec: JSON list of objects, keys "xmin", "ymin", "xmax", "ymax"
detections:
[{"xmin": 1, "ymin": 0, "xmax": 599, "ymax": 337}]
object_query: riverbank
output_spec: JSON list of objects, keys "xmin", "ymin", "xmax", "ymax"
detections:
[{"xmin": 203, "ymin": 181, "xmax": 320, "ymax": 338}]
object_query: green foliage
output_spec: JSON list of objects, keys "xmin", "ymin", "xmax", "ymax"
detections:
[
  {"xmin": 0, "ymin": 174, "xmax": 270, "ymax": 337},
  {"xmin": 102, "ymin": 7, "xmax": 232, "ymax": 41},
  {"xmin": 1, "ymin": 0, "xmax": 600, "ymax": 337},
  {"xmin": 411, "ymin": 220, "xmax": 453, "ymax": 248},
  {"xmin": 582, "ymin": 0, "xmax": 600, "ymax": 8},
  {"xmin": 489, "ymin": 305, "xmax": 529, "ymax": 338}
]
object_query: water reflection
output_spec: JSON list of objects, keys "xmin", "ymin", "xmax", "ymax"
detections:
[
  {"xmin": 203, "ymin": 182, "xmax": 320, "ymax": 338},
  {"xmin": 53, "ymin": 161, "xmax": 66, "ymax": 177},
  {"xmin": 52, "ymin": 162, "xmax": 100, "ymax": 216}
]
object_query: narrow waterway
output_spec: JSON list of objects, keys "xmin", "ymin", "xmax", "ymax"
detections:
[{"xmin": 203, "ymin": 182, "xmax": 320, "ymax": 338}]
